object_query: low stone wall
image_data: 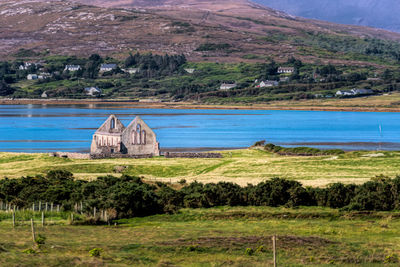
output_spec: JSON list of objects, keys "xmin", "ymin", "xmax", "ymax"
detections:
[
  {"xmin": 164, "ymin": 152, "xmax": 223, "ymax": 158},
  {"xmin": 49, "ymin": 152, "xmax": 91, "ymax": 159},
  {"xmin": 90, "ymin": 153, "xmax": 153, "ymax": 159}
]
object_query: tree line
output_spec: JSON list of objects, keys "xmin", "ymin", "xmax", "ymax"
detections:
[{"xmin": 0, "ymin": 170, "xmax": 399, "ymax": 219}]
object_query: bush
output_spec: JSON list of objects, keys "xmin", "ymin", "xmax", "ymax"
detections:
[
  {"xmin": 245, "ymin": 248, "xmax": 254, "ymax": 256},
  {"xmin": 89, "ymin": 248, "xmax": 103, "ymax": 257}
]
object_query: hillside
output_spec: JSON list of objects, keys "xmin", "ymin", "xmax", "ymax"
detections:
[
  {"xmin": 1, "ymin": 0, "xmax": 400, "ymax": 65},
  {"xmin": 254, "ymin": 0, "xmax": 400, "ymax": 33}
]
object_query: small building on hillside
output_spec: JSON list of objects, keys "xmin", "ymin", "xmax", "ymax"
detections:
[
  {"xmin": 352, "ymin": 88, "xmax": 373, "ymax": 95},
  {"xmin": 219, "ymin": 83, "xmax": 237, "ymax": 90},
  {"xmin": 27, "ymin": 74, "xmax": 38, "ymax": 80},
  {"xmin": 184, "ymin": 68, "xmax": 195, "ymax": 74},
  {"xmin": 64, "ymin": 65, "xmax": 81, "ymax": 72},
  {"xmin": 336, "ymin": 88, "xmax": 374, "ymax": 97},
  {"xmin": 257, "ymin": 80, "xmax": 279, "ymax": 88},
  {"xmin": 336, "ymin": 90, "xmax": 353, "ymax": 96},
  {"xmin": 100, "ymin": 64, "xmax": 117, "ymax": 72},
  {"xmin": 277, "ymin": 67, "xmax": 294, "ymax": 74},
  {"xmin": 84, "ymin": 87, "xmax": 102, "ymax": 96},
  {"xmin": 122, "ymin": 68, "xmax": 140, "ymax": 74},
  {"xmin": 90, "ymin": 115, "xmax": 160, "ymax": 158}
]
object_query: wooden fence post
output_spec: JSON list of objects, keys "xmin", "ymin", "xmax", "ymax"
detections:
[
  {"xmin": 272, "ymin": 235, "xmax": 277, "ymax": 267},
  {"xmin": 12, "ymin": 210, "xmax": 15, "ymax": 228},
  {"xmin": 31, "ymin": 219, "xmax": 36, "ymax": 243},
  {"xmin": 41, "ymin": 212, "xmax": 44, "ymax": 227}
]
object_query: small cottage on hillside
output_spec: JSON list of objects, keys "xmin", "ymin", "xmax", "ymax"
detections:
[
  {"xmin": 277, "ymin": 67, "xmax": 294, "ymax": 74},
  {"xmin": 219, "ymin": 83, "xmax": 237, "ymax": 90},
  {"xmin": 64, "ymin": 65, "xmax": 81, "ymax": 71},
  {"xmin": 257, "ymin": 80, "xmax": 279, "ymax": 88},
  {"xmin": 100, "ymin": 64, "xmax": 117, "ymax": 72},
  {"xmin": 84, "ymin": 87, "xmax": 102, "ymax": 96},
  {"xmin": 90, "ymin": 115, "xmax": 160, "ymax": 158}
]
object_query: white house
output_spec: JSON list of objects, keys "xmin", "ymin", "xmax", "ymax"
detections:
[
  {"xmin": 220, "ymin": 83, "xmax": 237, "ymax": 90},
  {"xmin": 122, "ymin": 68, "xmax": 139, "ymax": 74},
  {"xmin": 27, "ymin": 74, "xmax": 38, "ymax": 80},
  {"xmin": 64, "ymin": 65, "xmax": 81, "ymax": 71},
  {"xmin": 100, "ymin": 64, "xmax": 117, "ymax": 72},
  {"xmin": 335, "ymin": 90, "xmax": 353, "ymax": 96},
  {"xmin": 19, "ymin": 62, "xmax": 32, "ymax": 70},
  {"xmin": 257, "ymin": 80, "xmax": 278, "ymax": 88},
  {"xmin": 277, "ymin": 67, "xmax": 294, "ymax": 74},
  {"xmin": 352, "ymin": 88, "xmax": 373, "ymax": 95},
  {"xmin": 84, "ymin": 87, "xmax": 102, "ymax": 96},
  {"xmin": 336, "ymin": 88, "xmax": 373, "ymax": 97},
  {"xmin": 184, "ymin": 68, "xmax": 195, "ymax": 74}
]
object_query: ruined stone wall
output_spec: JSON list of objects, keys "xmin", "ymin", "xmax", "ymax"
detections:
[
  {"xmin": 49, "ymin": 152, "xmax": 91, "ymax": 159},
  {"xmin": 164, "ymin": 152, "xmax": 223, "ymax": 158},
  {"xmin": 122, "ymin": 117, "xmax": 160, "ymax": 156}
]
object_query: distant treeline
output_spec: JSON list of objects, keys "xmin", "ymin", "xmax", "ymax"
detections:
[{"xmin": 0, "ymin": 170, "xmax": 399, "ymax": 219}]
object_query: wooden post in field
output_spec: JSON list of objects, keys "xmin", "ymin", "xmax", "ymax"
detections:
[
  {"xmin": 45, "ymin": 202, "xmax": 48, "ymax": 211},
  {"xmin": 31, "ymin": 218, "xmax": 36, "ymax": 243},
  {"xmin": 32, "ymin": 203, "xmax": 35, "ymax": 211},
  {"xmin": 93, "ymin": 207, "xmax": 96, "ymax": 218},
  {"xmin": 12, "ymin": 210, "xmax": 15, "ymax": 228},
  {"xmin": 51, "ymin": 203, "xmax": 54, "ymax": 212},
  {"xmin": 41, "ymin": 212, "xmax": 44, "ymax": 227},
  {"xmin": 272, "ymin": 235, "xmax": 277, "ymax": 267},
  {"xmin": 39, "ymin": 201, "xmax": 41, "ymax": 212}
]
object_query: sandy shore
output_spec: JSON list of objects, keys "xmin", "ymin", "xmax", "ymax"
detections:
[{"xmin": 1, "ymin": 98, "xmax": 400, "ymax": 112}]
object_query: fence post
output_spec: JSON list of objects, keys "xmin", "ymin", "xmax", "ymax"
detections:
[
  {"xmin": 31, "ymin": 218, "xmax": 36, "ymax": 244},
  {"xmin": 12, "ymin": 210, "xmax": 15, "ymax": 228},
  {"xmin": 272, "ymin": 235, "xmax": 277, "ymax": 267},
  {"xmin": 51, "ymin": 203, "xmax": 54, "ymax": 212},
  {"xmin": 41, "ymin": 212, "xmax": 44, "ymax": 227},
  {"xmin": 32, "ymin": 203, "xmax": 35, "ymax": 211},
  {"xmin": 39, "ymin": 201, "xmax": 41, "ymax": 212}
]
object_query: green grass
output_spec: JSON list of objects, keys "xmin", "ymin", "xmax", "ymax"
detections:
[
  {"xmin": 1, "ymin": 206, "xmax": 400, "ymax": 266},
  {"xmin": 1, "ymin": 149, "xmax": 400, "ymax": 187}
]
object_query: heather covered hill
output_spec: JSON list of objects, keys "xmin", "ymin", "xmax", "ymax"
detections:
[{"xmin": 2, "ymin": 0, "xmax": 400, "ymax": 65}]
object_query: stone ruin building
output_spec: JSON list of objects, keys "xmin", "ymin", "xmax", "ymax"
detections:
[{"xmin": 90, "ymin": 115, "xmax": 160, "ymax": 158}]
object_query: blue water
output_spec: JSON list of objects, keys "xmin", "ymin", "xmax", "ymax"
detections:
[{"xmin": 0, "ymin": 104, "xmax": 399, "ymax": 152}]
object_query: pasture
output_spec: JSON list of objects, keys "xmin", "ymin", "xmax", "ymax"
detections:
[
  {"xmin": 0, "ymin": 207, "xmax": 399, "ymax": 266},
  {"xmin": 1, "ymin": 149, "xmax": 400, "ymax": 187}
]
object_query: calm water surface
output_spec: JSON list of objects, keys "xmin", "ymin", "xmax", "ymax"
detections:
[{"xmin": 0, "ymin": 104, "xmax": 399, "ymax": 152}]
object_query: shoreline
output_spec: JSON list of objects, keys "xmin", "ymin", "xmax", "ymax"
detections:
[{"xmin": 2, "ymin": 98, "xmax": 400, "ymax": 112}]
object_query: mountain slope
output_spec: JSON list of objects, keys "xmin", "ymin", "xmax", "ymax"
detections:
[
  {"xmin": 1, "ymin": 0, "xmax": 400, "ymax": 65},
  {"xmin": 253, "ymin": 0, "xmax": 400, "ymax": 33}
]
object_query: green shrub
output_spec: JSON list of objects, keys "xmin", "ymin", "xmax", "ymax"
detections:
[
  {"xmin": 245, "ymin": 248, "xmax": 254, "ymax": 256},
  {"xmin": 89, "ymin": 248, "xmax": 103, "ymax": 257}
]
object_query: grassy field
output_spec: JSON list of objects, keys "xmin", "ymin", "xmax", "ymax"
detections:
[
  {"xmin": 1, "ymin": 206, "xmax": 400, "ymax": 266},
  {"xmin": 1, "ymin": 149, "xmax": 400, "ymax": 187}
]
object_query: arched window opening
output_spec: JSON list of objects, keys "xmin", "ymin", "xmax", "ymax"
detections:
[
  {"xmin": 132, "ymin": 130, "xmax": 136, "ymax": 144},
  {"xmin": 111, "ymin": 118, "xmax": 115, "ymax": 129},
  {"xmin": 136, "ymin": 124, "xmax": 141, "ymax": 144},
  {"xmin": 142, "ymin": 130, "xmax": 146, "ymax": 145}
]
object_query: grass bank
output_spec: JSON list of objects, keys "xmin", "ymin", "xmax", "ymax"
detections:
[
  {"xmin": 0, "ymin": 206, "xmax": 399, "ymax": 266},
  {"xmin": 1, "ymin": 149, "xmax": 400, "ymax": 187}
]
